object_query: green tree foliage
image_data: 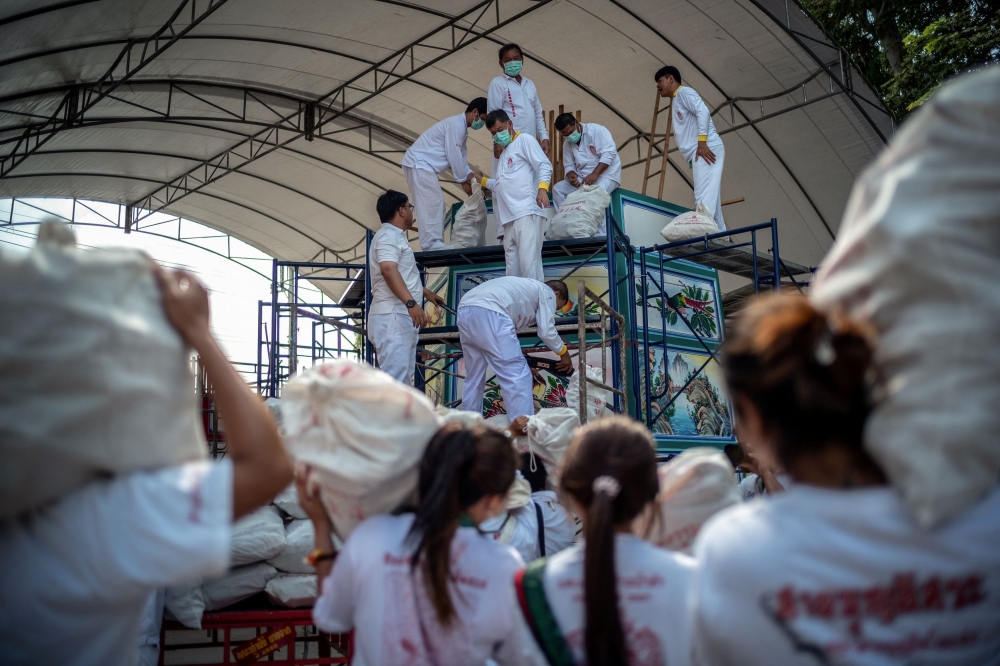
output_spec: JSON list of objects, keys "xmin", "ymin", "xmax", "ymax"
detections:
[{"xmin": 798, "ymin": 1, "xmax": 1000, "ymax": 119}]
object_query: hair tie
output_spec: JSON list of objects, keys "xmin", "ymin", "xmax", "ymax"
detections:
[
  {"xmin": 593, "ymin": 475, "xmax": 621, "ymax": 499},
  {"xmin": 814, "ymin": 328, "xmax": 836, "ymax": 366}
]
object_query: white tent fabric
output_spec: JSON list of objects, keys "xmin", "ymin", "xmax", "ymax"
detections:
[{"xmin": 0, "ymin": 0, "xmax": 892, "ymax": 291}]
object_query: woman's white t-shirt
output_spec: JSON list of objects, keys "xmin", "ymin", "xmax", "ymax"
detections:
[
  {"xmin": 312, "ymin": 513, "xmax": 544, "ymax": 666},
  {"xmin": 542, "ymin": 533, "xmax": 696, "ymax": 666},
  {"xmin": 691, "ymin": 483, "xmax": 1000, "ymax": 665}
]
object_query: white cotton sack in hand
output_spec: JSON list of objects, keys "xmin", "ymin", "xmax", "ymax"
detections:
[
  {"xmin": 451, "ymin": 184, "xmax": 488, "ymax": 248},
  {"xmin": 267, "ymin": 520, "xmax": 315, "ymax": 574},
  {"xmin": 660, "ymin": 202, "xmax": 719, "ymax": 242},
  {"xmin": 566, "ymin": 366, "xmax": 610, "ymax": 422},
  {"xmin": 265, "ymin": 573, "xmax": 317, "ymax": 608},
  {"xmin": 547, "ymin": 185, "xmax": 610, "ymax": 239},
  {"xmin": 525, "ymin": 408, "xmax": 580, "ymax": 477},
  {"xmin": 230, "ymin": 506, "xmax": 286, "ymax": 566},
  {"xmin": 202, "ymin": 562, "xmax": 277, "ymax": 611}
]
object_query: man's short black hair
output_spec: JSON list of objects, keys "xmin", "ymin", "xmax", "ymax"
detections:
[
  {"xmin": 654, "ymin": 65, "xmax": 681, "ymax": 84},
  {"xmin": 498, "ymin": 43, "xmax": 522, "ymax": 60},
  {"xmin": 554, "ymin": 113, "xmax": 577, "ymax": 132},
  {"xmin": 485, "ymin": 109, "xmax": 510, "ymax": 129},
  {"xmin": 545, "ymin": 279, "xmax": 569, "ymax": 302},
  {"xmin": 376, "ymin": 189, "xmax": 408, "ymax": 223},
  {"xmin": 466, "ymin": 97, "xmax": 487, "ymax": 115}
]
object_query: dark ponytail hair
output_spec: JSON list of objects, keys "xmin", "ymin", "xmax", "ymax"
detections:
[
  {"xmin": 722, "ymin": 295, "xmax": 877, "ymax": 472},
  {"xmin": 407, "ymin": 423, "xmax": 517, "ymax": 626},
  {"xmin": 559, "ymin": 416, "xmax": 659, "ymax": 666}
]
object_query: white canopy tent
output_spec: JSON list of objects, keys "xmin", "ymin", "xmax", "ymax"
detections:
[{"xmin": 0, "ymin": 0, "xmax": 892, "ymax": 298}]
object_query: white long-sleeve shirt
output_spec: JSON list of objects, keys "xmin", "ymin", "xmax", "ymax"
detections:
[
  {"xmin": 400, "ymin": 113, "xmax": 472, "ymax": 182},
  {"xmin": 671, "ymin": 85, "xmax": 722, "ymax": 162},
  {"xmin": 481, "ymin": 133, "xmax": 553, "ymax": 227},
  {"xmin": 459, "ymin": 276, "xmax": 566, "ymax": 355},
  {"xmin": 487, "ymin": 75, "xmax": 548, "ymax": 140},
  {"xmin": 563, "ymin": 122, "xmax": 621, "ymax": 185}
]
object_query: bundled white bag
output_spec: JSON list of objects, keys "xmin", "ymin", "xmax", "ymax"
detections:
[
  {"xmin": 265, "ymin": 573, "xmax": 317, "ymax": 608},
  {"xmin": 811, "ymin": 67, "xmax": 1000, "ymax": 529},
  {"xmin": 638, "ymin": 448, "xmax": 741, "ymax": 554},
  {"xmin": 203, "ymin": 563, "xmax": 277, "ymax": 611},
  {"xmin": 230, "ymin": 506, "xmax": 287, "ymax": 567},
  {"xmin": 273, "ymin": 483, "xmax": 308, "ymax": 520},
  {"xmin": 525, "ymin": 407, "xmax": 580, "ymax": 476},
  {"xmin": 547, "ymin": 185, "xmax": 610, "ymax": 239},
  {"xmin": 436, "ymin": 406, "xmax": 486, "ymax": 428},
  {"xmin": 165, "ymin": 583, "xmax": 206, "ymax": 629},
  {"xmin": 451, "ymin": 184, "xmax": 488, "ymax": 248},
  {"xmin": 282, "ymin": 359, "xmax": 442, "ymax": 539},
  {"xmin": 0, "ymin": 222, "xmax": 205, "ymax": 518},
  {"xmin": 267, "ymin": 520, "xmax": 315, "ymax": 574},
  {"xmin": 566, "ymin": 366, "xmax": 609, "ymax": 422},
  {"xmin": 660, "ymin": 202, "xmax": 719, "ymax": 242}
]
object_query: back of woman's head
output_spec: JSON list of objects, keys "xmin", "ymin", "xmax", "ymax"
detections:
[
  {"xmin": 559, "ymin": 416, "xmax": 659, "ymax": 666},
  {"xmin": 723, "ymin": 295, "xmax": 873, "ymax": 470},
  {"xmin": 408, "ymin": 423, "xmax": 517, "ymax": 626}
]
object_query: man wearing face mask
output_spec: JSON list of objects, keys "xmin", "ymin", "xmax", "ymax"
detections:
[
  {"xmin": 487, "ymin": 43, "xmax": 550, "ymax": 156},
  {"xmin": 552, "ymin": 113, "xmax": 621, "ymax": 236},
  {"xmin": 480, "ymin": 109, "xmax": 552, "ymax": 282},
  {"xmin": 401, "ymin": 97, "xmax": 488, "ymax": 251}
]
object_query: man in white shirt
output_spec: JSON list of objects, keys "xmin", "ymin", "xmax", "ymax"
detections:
[
  {"xmin": 480, "ymin": 110, "xmax": 553, "ymax": 282},
  {"xmin": 488, "ymin": 43, "xmax": 549, "ymax": 155},
  {"xmin": 655, "ymin": 65, "xmax": 727, "ymax": 230},
  {"xmin": 401, "ymin": 98, "xmax": 487, "ymax": 251},
  {"xmin": 0, "ymin": 267, "xmax": 292, "ymax": 666},
  {"xmin": 367, "ymin": 190, "xmax": 445, "ymax": 385},
  {"xmin": 458, "ymin": 276, "xmax": 572, "ymax": 428},
  {"xmin": 552, "ymin": 113, "xmax": 621, "ymax": 235}
]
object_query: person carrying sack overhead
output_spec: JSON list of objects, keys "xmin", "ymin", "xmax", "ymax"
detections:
[
  {"xmin": 480, "ymin": 110, "xmax": 553, "ymax": 282},
  {"xmin": 514, "ymin": 417, "xmax": 696, "ymax": 666},
  {"xmin": 458, "ymin": 276, "xmax": 573, "ymax": 430},
  {"xmin": 367, "ymin": 190, "xmax": 446, "ymax": 385},
  {"xmin": 401, "ymin": 98, "xmax": 488, "ymax": 251},
  {"xmin": 488, "ymin": 43, "xmax": 550, "ymax": 156},
  {"xmin": 552, "ymin": 113, "xmax": 621, "ymax": 234},
  {"xmin": 655, "ymin": 65, "xmax": 727, "ymax": 230},
  {"xmin": 299, "ymin": 424, "xmax": 546, "ymax": 665}
]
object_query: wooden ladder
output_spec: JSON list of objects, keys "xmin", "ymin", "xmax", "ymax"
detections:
[
  {"xmin": 642, "ymin": 90, "xmax": 673, "ymax": 199},
  {"xmin": 546, "ymin": 104, "xmax": 581, "ymax": 183}
]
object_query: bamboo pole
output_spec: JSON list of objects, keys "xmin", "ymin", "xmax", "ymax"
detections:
[{"xmin": 642, "ymin": 90, "xmax": 661, "ymax": 195}]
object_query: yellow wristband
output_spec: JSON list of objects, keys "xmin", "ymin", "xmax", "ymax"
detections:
[
  {"xmin": 557, "ymin": 345, "xmax": 568, "ymax": 356},
  {"xmin": 697, "ymin": 135, "xmax": 708, "ymax": 142},
  {"xmin": 538, "ymin": 182, "xmax": 549, "ymax": 191},
  {"xmin": 480, "ymin": 176, "xmax": 489, "ymax": 188}
]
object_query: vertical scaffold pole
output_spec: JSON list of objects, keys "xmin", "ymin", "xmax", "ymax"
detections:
[{"xmin": 577, "ymin": 279, "xmax": 588, "ymax": 424}]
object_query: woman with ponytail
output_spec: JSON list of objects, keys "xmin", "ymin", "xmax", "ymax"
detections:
[
  {"xmin": 517, "ymin": 416, "xmax": 696, "ymax": 666},
  {"xmin": 300, "ymin": 424, "xmax": 544, "ymax": 665},
  {"xmin": 691, "ymin": 295, "xmax": 1000, "ymax": 665}
]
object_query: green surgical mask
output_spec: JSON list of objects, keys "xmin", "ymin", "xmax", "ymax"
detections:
[
  {"xmin": 493, "ymin": 129, "xmax": 513, "ymax": 146},
  {"xmin": 503, "ymin": 60, "xmax": 523, "ymax": 77},
  {"xmin": 471, "ymin": 118, "xmax": 485, "ymax": 130},
  {"xmin": 565, "ymin": 129, "xmax": 582, "ymax": 144}
]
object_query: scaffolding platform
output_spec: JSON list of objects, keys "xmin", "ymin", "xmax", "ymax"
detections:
[
  {"xmin": 418, "ymin": 315, "xmax": 605, "ymax": 344},
  {"xmin": 414, "ymin": 235, "xmax": 612, "ymax": 268},
  {"xmin": 655, "ymin": 236, "xmax": 811, "ymax": 281}
]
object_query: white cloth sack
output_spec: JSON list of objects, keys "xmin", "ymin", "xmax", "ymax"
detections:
[
  {"xmin": 811, "ymin": 67, "xmax": 1000, "ymax": 529},
  {"xmin": 272, "ymin": 483, "xmax": 308, "ymax": 520},
  {"xmin": 506, "ymin": 474, "xmax": 532, "ymax": 510},
  {"xmin": 282, "ymin": 359, "xmax": 442, "ymax": 539},
  {"xmin": 230, "ymin": 506, "xmax": 286, "ymax": 566},
  {"xmin": 659, "ymin": 202, "xmax": 720, "ymax": 242},
  {"xmin": 436, "ymin": 406, "xmax": 486, "ymax": 428},
  {"xmin": 566, "ymin": 366, "xmax": 610, "ymax": 422},
  {"xmin": 451, "ymin": 184, "xmax": 488, "ymax": 248},
  {"xmin": 525, "ymin": 408, "xmax": 580, "ymax": 476},
  {"xmin": 546, "ymin": 185, "xmax": 610, "ymax": 240},
  {"xmin": 203, "ymin": 562, "xmax": 278, "ymax": 611},
  {"xmin": 267, "ymin": 519, "xmax": 314, "ymax": 574},
  {"xmin": 164, "ymin": 584, "xmax": 206, "ymax": 630},
  {"xmin": 265, "ymin": 573, "xmax": 317, "ymax": 608},
  {"xmin": 0, "ymin": 222, "xmax": 205, "ymax": 518},
  {"xmin": 639, "ymin": 448, "xmax": 741, "ymax": 554}
]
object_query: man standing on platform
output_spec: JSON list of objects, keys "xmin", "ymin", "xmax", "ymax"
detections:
[
  {"xmin": 480, "ymin": 109, "xmax": 552, "ymax": 282},
  {"xmin": 458, "ymin": 276, "xmax": 573, "ymax": 430},
  {"xmin": 655, "ymin": 65, "xmax": 727, "ymax": 230},
  {"xmin": 400, "ymin": 98, "xmax": 488, "ymax": 251},
  {"xmin": 552, "ymin": 113, "xmax": 621, "ymax": 235},
  {"xmin": 487, "ymin": 43, "xmax": 550, "ymax": 155},
  {"xmin": 367, "ymin": 190, "xmax": 445, "ymax": 385}
]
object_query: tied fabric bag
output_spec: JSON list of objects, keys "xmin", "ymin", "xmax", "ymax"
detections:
[
  {"xmin": 451, "ymin": 184, "xmax": 488, "ymax": 248},
  {"xmin": 282, "ymin": 359, "xmax": 442, "ymax": 539},
  {"xmin": 811, "ymin": 67, "xmax": 1000, "ymax": 529},
  {"xmin": 566, "ymin": 366, "xmax": 609, "ymax": 422},
  {"xmin": 638, "ymin": 448, "xmax": 741, "ymax": 554},
  {"xmin": 547, "ymin": 185, "xmax": 610, "ymax": 239},
  {"xmin": 230, "ymin": 506, "xmax": 287, "ymax": 567},
  {"xmin": 265, "ymin": 574, "xmax": 317, "ymax": 608},
  {"xmin": 660, "ymin": 202, "xmax": 719, "ymax": 242},
  {"xmin": 525, "ymin": 408, "xmax": 580, "ymax": 477},
  {"xmin": 203, "ymin": 562, "xmax": 278, "ymax": 611},
  {"xmin": 267, "ymin": 520, "xmax": 315, "ymax": 574},
  {"xmin": 0, "ymin": 222, "xmax": 205, "ymax": 519}
]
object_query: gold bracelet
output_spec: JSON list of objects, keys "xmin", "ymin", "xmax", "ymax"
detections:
[{"xmin": 304, "ymin": 548, "xmax": 338, "ymax": 567}]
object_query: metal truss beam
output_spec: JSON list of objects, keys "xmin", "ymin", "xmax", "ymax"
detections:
[
  {"xmin": 0, "ymin": 0, "xmax": 229, "ymax": 179},
  {"xmin": 131, "ymin": 0, "xmax": 552, "ymax": 222}
]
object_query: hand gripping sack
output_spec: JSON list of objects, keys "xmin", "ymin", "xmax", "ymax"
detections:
[
  {"xmin": 281, "ymin": 359, "xmax": 442, "ymax": 539},
  {"xmin": 565, "ymin": 366, "xmax": 609, "ymax": 422},
  {"xmin": 660, "ymin": 202, "xmax": 719, "ymax": 242},
  {"xmin": 547, "ymin": 185, "xmax": 610, "ymax": 239},
  {"xmin": 0, "ymin": 222, "xmax": 205, "ymax": 518},
  {"xmin": 810, "ymin": 67, "xmax": 1000, "ymax": 528},
  {"xmin": 637, "ymin": 448, "xmax": 740, "ymax": 554},
  {"xmin": 525, "ymin": 408, "xmax": 580, "ymax": 477},
  {"xmin": 451, "ymin": 184, "xmax": 488, "ymax": 248}
]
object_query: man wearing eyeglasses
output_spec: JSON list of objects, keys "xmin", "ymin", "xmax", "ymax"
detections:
[{"xmin": 367, "ymin": 190, "xmax": 445, "ymax": 384}]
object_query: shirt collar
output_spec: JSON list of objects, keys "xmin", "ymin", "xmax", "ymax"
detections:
[
  {"xmin": 381, "ymin": 222, "xmax": 406, "ymax": 235},
  {"xmin": 671, "ymin": 85, "xmax": 684, "ymax": 98}
]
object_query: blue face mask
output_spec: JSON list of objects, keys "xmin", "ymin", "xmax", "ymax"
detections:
[
  {"xmin": 471, "ymin": 118, "xmax": 485, "ymax": 130},
  {"xmin": 493, "ymin": 129, "xmax": 513, "ymax": 146},
  {"xmin": 565, "ymin": 129, "xmax": 582, "ymax": 144},
  {"xmin": 503, "ymin": 60, "xmax": 523, "ymax": 77}
]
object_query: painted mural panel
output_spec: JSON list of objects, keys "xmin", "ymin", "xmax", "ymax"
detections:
[{"xmin": 635, "ymin": 267, "xmax": 722, "ymax": 343}]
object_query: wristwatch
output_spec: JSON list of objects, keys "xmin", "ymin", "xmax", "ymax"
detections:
[{"xmin": 405, "ymin": 299, "xmax": 417, "ymax": 309}]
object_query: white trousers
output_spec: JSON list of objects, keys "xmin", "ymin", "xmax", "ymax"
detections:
[
  {"xmin": 403, "ymin": 166, "xmax": 448, "ymax": 250},
  {"xmin": 367, "ymin": 311, "xmax": 419, "ymax": 385},
  {"xmin": 501, "ymin": 214, "xmax": 545, "ymax": 282},
  {"xmin": 458, "ymin": 306, "xmax": 535, "ymax": 420},
  {"xmin": 552, "ymin": 177, "xmax": 618, "ymax": 236},
  {"xmin": 691, "ymin": 141, "xmax": 726, "ymax": 230}
]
